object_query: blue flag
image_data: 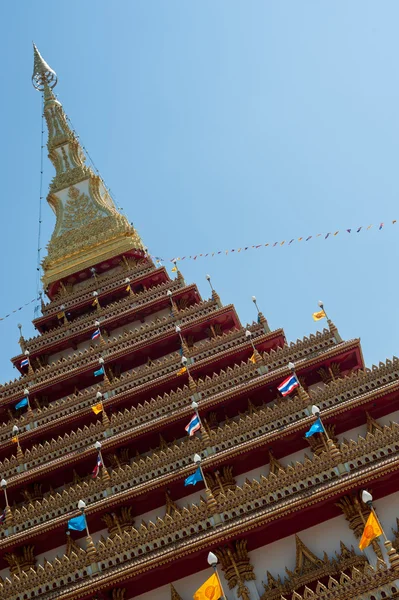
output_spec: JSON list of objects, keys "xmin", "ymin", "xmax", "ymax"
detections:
[
  {"xmin": 305, "ymin": 418, "xmax": 324, "ymax": 438},
  {"xmin": 184, "ymin": 467, "xmax": 203, "ymax": 487},
  {"xmin": 15, "ymin": 398, "xmax": 28, "ymax": 410},
  {"xmin": 94, "ymin": 366, "xmax": 104, "ymax": 377},
  {"xmin": 67, "ymin": 514, "xmax": 87, "ymax": 531}
]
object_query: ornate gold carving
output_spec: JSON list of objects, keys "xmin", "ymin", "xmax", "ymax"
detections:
[
  {"xmin": 41, "ymin": 71, "xmax": 145, "ymax": 287},
  {"xmin": 59, "ymin": 186, "xmax": 105, "ymax": 234},
  {"xmin": 164, "ymin": 490, "xmax": 180, "ymax": 517},
  {"xmin": 21, "ymin": 483, "xmax": 43, "ymax": 503},
  {"xmin": 101, "ymin": 507, "xmax": 134, "ymax": 537},
  {"xmin": 261, "ymin": 537, "xmax": 367, "ymax": 599},
  {"xmin": 366, "ymin": 411, "xmax": 383, "ymax": 435},
  {"xmin": 317, "ymin": 362, "xmax": 341, "ymax": 384},
  {"xmin": 65, "ymin": 531, "xmax": 85, "ymax": 559},
  {"xmin": 106, "ymin": 448, "xmax": 130, "ymax": 469},
  {"xmin": 268, "ymin": 450, "xmax": 285, "ymax": 476},
  {"xmin": 4, "ymin": 545, "xmax": 36, "ymax": 576},
  {"xmin": 205, "ymin": 466, "xmax": 236, "ymax": 496},
  {"xmin": 215, "ymin": 540, "xmax": 255, "ymax": 600}
]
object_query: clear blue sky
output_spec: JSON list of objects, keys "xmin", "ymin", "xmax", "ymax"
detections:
[{"xmin": 0, "ymin": 1, "xmax": 397, "ymax": 382}]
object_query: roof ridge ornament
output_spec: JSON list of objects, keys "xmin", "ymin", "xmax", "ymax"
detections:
[{"xmin": 32, "ymin": 43, "xmax": 57, "ymax": 91}]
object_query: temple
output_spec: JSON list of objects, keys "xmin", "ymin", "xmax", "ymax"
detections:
[{"xmin": 0, "ymin": 45, "xmax": 398, "ymax": 600}]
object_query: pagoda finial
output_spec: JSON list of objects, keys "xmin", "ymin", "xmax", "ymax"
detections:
[
  {"xmin": 32, "ymin": 43, "xmax": 57, "ymax": 91},
  {"xmin": 31, "ymin": 46, "xmax": 145, "ymax": 294}
]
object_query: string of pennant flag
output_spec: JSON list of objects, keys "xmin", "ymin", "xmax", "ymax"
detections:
[
  {"xmin": 0, "ymin": 218, "xmax": 396, "ymax": 324},
  {"xmin": 152, "ymin": 218, "xmax": 397, "ymax": 265}
]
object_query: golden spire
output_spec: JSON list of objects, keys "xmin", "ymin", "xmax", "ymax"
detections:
[{"xmin": 32, "ymin": 44, "xmax": 145, "ymax": 291}]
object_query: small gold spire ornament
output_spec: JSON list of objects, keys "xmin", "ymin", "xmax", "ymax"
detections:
[{"xmin": 102, "ymin": 408, "xmax": 111, "ymax": 430}]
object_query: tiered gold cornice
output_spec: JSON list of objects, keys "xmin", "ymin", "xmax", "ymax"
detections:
[
  {"xmin": 17, "ymin": 278, "xmax": 188, "ymax": 356},
  {"xmin": 260, "ymin": 535, "xmax": 392, "ymax": 600},
  {"xmin": 2, "ymin": 437, "xmax": 399, "ymax": 600},
  {"xmin": 0, "ymin": 297, "xmax": 222, "ymax": 402},
  {"xmin": 0, "ymin": 334, "xmax": 357, "ymax": 475},
  {"xmin": 37, "ymin": 260, "xmax": 156, "ymax": 319},
  {"xmin": 0, "ymin": 323, "xmax": 333, "ymax": 405},
  {"xmin": 2, "ymin": 394, "xmax": 399, "ymax": 546},
  {"xmin": 1, "ymin": 323, "xmax": 270, "ymax": 441},
  {"xmin": 32, "ymin": 45, "xmax": 145, "ymax": 288}
]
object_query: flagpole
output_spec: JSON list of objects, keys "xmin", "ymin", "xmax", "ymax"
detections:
[
  {"xmin": 207, "ymin": 552, "xmax": 227, "ymax": 600},
  {"xmin": 77, "ymin": 499, "xmax": 98, "ymax": 571},
  {"xmin": 0, "ymin": 478, "xmax": 12, "ymax": 529},
  {"xmin": 94, "ymin": 320, "xmax": 106, "ymax": 346},
  {"xmin": 245, "ymin": 329, "xmax": 257, "ymax": 355},
  {"xmin": 193, "ymin": 453, "xmax": 209, "ymax": 492},
  {"xmin": 23, "ymin": 387, "xmax": 34, "ymax": 422},
  {"xmin": 310, "ymin": 405, "xmax": 330, "ymax": 451},
  {"xmin": 318, "ymin": 300, "xmax": 329, "ymax": 320},
  {"xmin": 252, "ymin": 295, "xmax": 270, "ymax": 333},
  {"xmin": 361, "ymin": 491, "xmax": 399, "ymax": 572},
  {"xmin": 361, "ymin": 491, "xmax": 388, "ymax": 542},
  {"xmin": 78, "ymin": 500, "xmax": 91, "ymax": 537},
  {"xmin": 94, "ymin": 440, "xmax": 111, "ymax": 485}
]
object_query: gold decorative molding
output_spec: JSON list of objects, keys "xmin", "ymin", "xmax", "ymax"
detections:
[
  {"xmin": 164, "ymin": 490, "xmax": 180, "ymax": 517},
  {"xmin": 101, "ymin": 507, "xmax": 134, "ymax": 537},
  {"xmin": 366, "ymin": 411, "xmax": 383, "ymax": 435},
  {"xmin": 3, "ymin": 545, "xmax": 36, "ymax": 576},
  {"xmin": 205, "ymin": 466, "xmax": 236, "ymax": 496},
  {"xmin": 215, "ymin": 539, "xmax": 255, "ymax": 600},
  {"xmin": 261, "ymin": 536, "xmax": 367, "ymax": 599},
  {"xmin": 65, "ymin": 531, "xmax": 85, "ymax": 559},
  {"xmin": 268, "ymin": 450, "xmax": 285, "ymax": 476}
]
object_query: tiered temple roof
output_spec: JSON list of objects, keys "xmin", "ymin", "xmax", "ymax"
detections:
[{"xmin": 0, "ymin": 45, "xmax": 398, "ymax": 600}]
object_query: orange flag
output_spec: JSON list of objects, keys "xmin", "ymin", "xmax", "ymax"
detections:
[
  {"xmin": 177, "ymin": 366, "xmax": 187, "ymax": 376},
  {"xmin": 359, "ymin": 511, "xmax": 383, "ymax": 550},
  {"xmin": 91, "ymin": 402, "xmax": 103, "ymax": 415},
  {"xmin": 312, "ymin": 310, "xmax": 326, "ymax": 322},
  {"xmin": 249, "ymin": 353, "xmax": 256, "ymax": 364},
  {"xmin": 193, "ymin": 573, "xmax": 222, "ymax": 600}
]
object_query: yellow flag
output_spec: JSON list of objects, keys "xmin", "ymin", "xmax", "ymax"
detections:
[
  {"xmin": 92, "ymin": 298, "xmax": 99, "ymax": 307},
  {"xmin": 57, "ymin": 311, "xmax": 65, "ymax": 319},
  {"xmin": 125, "ymin": 285, "xmax": 131, "ymax": 293},
  {"xmin": 91, "ymin": 402, "xmax": 103, "ymax": 415},
  {"xmin": 312, "ymin": 310, "xmax": 326, "ymax": 322},
  {"xmin": 193, "ymin": 573, "xmax": 222, "ymax": 600},
  {"xmin": 177, "ymin": 366, "xmax": 187, "ymax": 376},
  {"xmin": 359, "ymin": 511, "xmax": 382, "ymax": 550},
  {"xmin": 171, "ymin": 266, "xmax": 178, "ymax": 272},
  {"xmin": 12, "ymin": 436, "xmax": 18, "ymax": 443},
  {"xmin": 249, "ymin": 353, "xmax": 256, "ymax": 364}
]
